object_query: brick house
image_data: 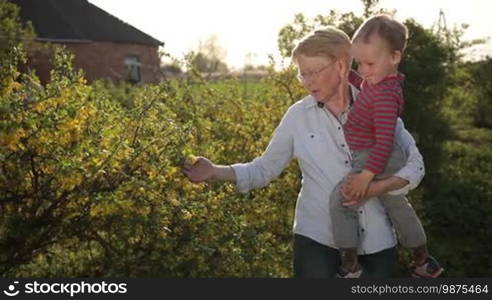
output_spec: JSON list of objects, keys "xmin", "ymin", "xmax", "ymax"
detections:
[{"xmin": 10, "ymin": 0, "xmax": 163, "ymax": 84}]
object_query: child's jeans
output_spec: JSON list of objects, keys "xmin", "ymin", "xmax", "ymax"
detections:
[{"xmin": 329, "ymin": 142, "xmax": 427, "ymax": 250}]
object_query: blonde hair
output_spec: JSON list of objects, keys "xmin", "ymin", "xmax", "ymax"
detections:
[
  {"xmin": 292, "ymin": 27, "xmax": 351, "ymax": 66},
  {"xmin": 352, "ymin": 14, "xmax": 408, "ymax": 52}
]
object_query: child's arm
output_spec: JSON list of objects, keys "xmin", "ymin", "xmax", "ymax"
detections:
[
  {"xmin": 341, "ymin": 174, "xmax": 409, "ymax": 206},
  {"xmin": 344, "ymin": 87, "xmax": 402, "ymax": 201},
  {"xmin": 342, "ymin": 119, "xmax": 424, "ymax": 206},
  {"xmin": 364, "ymin": 88, "xmax": 402, "ymax": 177},
  {"xmin": 348, "ymin": 69, "xmax": 364, "ymax": 89},
  {"xmin": 345, "ymin": 169, "xmax": 375, "ymax": 201}
]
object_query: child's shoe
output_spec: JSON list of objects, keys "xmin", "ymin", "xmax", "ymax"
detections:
[
  {"xmin": 412, "ymin": 256, "xmax": 444, "ymax": 278},
  {"xmin": 337, "ymin": 263, "xmax": 363, "ymax": 278}
]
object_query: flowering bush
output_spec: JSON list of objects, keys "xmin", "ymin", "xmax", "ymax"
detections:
[{"xmin": 1, "ymin": 1, "xmax": 490, "ymax": 277}]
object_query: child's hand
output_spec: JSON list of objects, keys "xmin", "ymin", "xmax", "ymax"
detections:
[
  {"xmin": 341, "ymin": 180, "xmax": 360, "ymax": 207},
  {"xmin": 341, "ymin": 177, "xmax": 357, "ymax": 206},
  {"xmin": 343, "ymin": 170, "xmax": 375, "ymax": 201}
]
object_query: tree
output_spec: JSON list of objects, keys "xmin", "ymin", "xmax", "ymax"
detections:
[
  {"xmin": 361, "ymin": 0, "xmax": 379, "ymax": 18},
  {"xmin": 0, "ymin": 0, "xmax": 35, "ymax": 89},
  {"xmin": 191, "ymin": 35, "xmax": 228, "ymax": 73},
  {"xmin": 0, "ymin": 0, "xmax": 34, "ymax": 54},
  {"xmin": 468, "ymin": 57, "xmax": 492, "ymax": 128},
  {"xmin": 277, "ymin": 12, "xmax": 364, "ymax": 59}
]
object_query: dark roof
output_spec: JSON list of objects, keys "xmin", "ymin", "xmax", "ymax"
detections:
[{"xmin": 9, "ymin": 0, "xmax": 163, "ymax": 46}]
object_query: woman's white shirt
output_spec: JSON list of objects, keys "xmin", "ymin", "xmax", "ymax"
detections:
[{"xmin": 231, "ymin": 92, "xmax": 425, "ymax": 254}]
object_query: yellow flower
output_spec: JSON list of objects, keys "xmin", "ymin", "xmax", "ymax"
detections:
[
  {"xmin": 169, "ymin": 198, "xmax": 180, "ymax": 207},
  {"xmin": 182, "ymin": 210, "xmax": 192, "ymax": 220},
  {"xmin": 0, "ymin": 128, "xmax": 26, "ymax": 151},
  {"xmin": 59, "ymin": 173, "xmax": 83, "ymax": 190}
]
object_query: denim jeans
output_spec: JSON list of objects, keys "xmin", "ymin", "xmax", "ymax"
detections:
[{"xmin": 293, "ymin": 234, "xmax": 397, "ymax": 278}]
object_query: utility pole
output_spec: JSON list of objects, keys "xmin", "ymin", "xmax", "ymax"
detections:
[{"xmin": 435, "ymin": 9, "xmax": 451, "ymax": 44}]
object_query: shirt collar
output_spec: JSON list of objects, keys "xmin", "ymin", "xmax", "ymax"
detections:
[{"xmin": 303, "ymin": 95, "xmax": 319, "ymax": 109}]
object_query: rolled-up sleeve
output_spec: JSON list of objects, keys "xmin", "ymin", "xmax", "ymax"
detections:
[
  {"xmin": 231, "ymin": 108, "xmax": 295, "ymax": 193},
  {"xmin": 389, "ymin": 118, "xmax": 425, "ymax": 195}
]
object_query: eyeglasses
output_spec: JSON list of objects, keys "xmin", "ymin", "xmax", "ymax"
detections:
[{"xmin": 296, "ymin": 63, "xmax": 333, "ymax": 82}]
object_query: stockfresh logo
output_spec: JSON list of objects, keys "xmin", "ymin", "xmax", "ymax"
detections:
[
  {"xmin": 3, "ymin": 281, "xmax": 20, "ymax": 297},
  {"xmin": 2, "ymin": 280, "xmax": 127, "ymax": 297}
]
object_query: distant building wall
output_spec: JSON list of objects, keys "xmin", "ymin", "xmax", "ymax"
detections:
[{"xmin": 28, "ymin": 41, "xmax": 161, "ymax": 84}]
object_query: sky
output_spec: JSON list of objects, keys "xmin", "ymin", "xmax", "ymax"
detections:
[{"xmin": 88, "ymin": 0, "xmax": 492, "ymax": 69}]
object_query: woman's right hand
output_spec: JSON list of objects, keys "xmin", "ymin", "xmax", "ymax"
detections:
[{"xmin": 182, "ymin": 156, "xmax": 215, "ymax": 183}]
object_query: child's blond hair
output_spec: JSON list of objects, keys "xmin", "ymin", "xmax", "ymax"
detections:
[{"xmin": 353, "ymin": 14, "xmax": 408, "ymax": 53}]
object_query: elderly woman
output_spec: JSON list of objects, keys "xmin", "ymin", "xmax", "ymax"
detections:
[{"xmin": 182, "ymin": 27, "xmax": 424, "ymax": 278}]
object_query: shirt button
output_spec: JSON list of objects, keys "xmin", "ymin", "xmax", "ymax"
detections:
[
  {"xmin": 359, "ymin": 210, "xmax": 363, "ymax": 214},
  {"xmin": 345, "ymin": 161, "xmax": 349, "ymax": 164},
  {"xmin": 341, "ymin": 144, "xmax": 345, "ymax": 148},
  {"xmin": 338, "ymin": 127, "xmax": 341, "ymax": 130},
  {"xmin": 361, "ymin": 228, "xmax": 365, "ymax": 232}
]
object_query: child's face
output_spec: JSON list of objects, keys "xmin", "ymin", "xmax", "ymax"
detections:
[{"xmin": 351, "ymin": 34, "xmax": 401, "ymax": 85}]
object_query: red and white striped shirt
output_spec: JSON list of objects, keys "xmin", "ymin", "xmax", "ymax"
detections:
[{"xmin": 345, "ymin": 71, "xmax": 405, "ymax": 174}]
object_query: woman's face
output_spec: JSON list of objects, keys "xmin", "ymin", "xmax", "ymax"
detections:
[{"xmin": 296, "ymin": 54, "xmax": 344, "ymax": 103}]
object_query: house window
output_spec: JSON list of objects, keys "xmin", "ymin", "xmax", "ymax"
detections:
[{"xmin": 125, "ymin": 55, "xmax": 141, "ymax": 83}]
